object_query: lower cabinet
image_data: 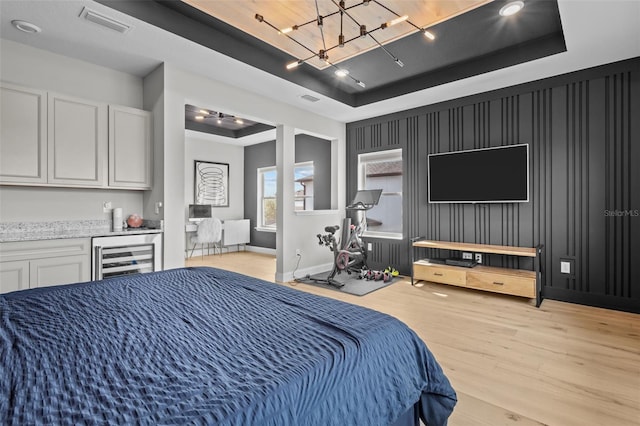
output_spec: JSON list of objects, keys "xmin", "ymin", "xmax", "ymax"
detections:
[
  {"xmin": 0, "ymin": 260, "xmax": 30, "ymax": 293},
  {"xmin": 0, "ymin": 239, "xmax": 90, "ymax": 294}
]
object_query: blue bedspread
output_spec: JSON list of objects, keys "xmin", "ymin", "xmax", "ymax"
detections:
[{"xmin": 1, "ymin": 267, "xmax": 456, "ymax": 425}]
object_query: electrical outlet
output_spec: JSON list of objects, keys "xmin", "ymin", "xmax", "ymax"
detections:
[
  {"xmin": 462, "ymin": 252, "xmax": 473, "ymax": 260},
  {"xmin": 295, "ymin": 249, "xmax": 301, "ymax": 257},
  {"xmin": 102, "ymin": 201, "xmax": 112, "ymax": 212},
  {"xmin": 560, "ymin": 261, "xmax": 571, "ymax": 274},
  {"xmin": 474, "ymin": 253, "xmax": 483, "ymax": 264},
  {"xmin": 367, "ymin": 242, "xmax": 373, "ymax": 251}
]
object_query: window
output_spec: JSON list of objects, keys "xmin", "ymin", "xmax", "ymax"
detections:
[
  {"xmin": 294, "ymin": 162, "xmax": 314, "ymax": 211},
  {"xmin": 257, "ymin": 166, "xmax": 277, "ymax": 230},
  {"xmin": 257, "ymin": 162, "xmax": 315, "ymax": 230},
  {"xmin": 357, "ymin": 149, "xmax": 403, "ymax": 238}
]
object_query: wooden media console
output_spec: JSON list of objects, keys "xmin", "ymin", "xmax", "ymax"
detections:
[{"xmin": 411, "ymin": 239, "xmax": 544, "ymax": 307}]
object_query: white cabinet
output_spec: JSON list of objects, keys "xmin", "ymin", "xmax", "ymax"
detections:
[
  {"xmin": 223, "ymin": 219, "xmax": 251, "ymax": 247},
  {"xmin": 0, "ymin": 83, "xmax": 47, "ymax": 184},
  {"xmin": 0, "ymin": 82, "xmax": 151, "ymax": 190},
  {"xmin": 109, "ymin": 105, "xmax": 152, "ymax": 189},
  {"xmin": 29, "ymin": 255, "xmax": 90, "ymax": 288},
  {"xmin": 0, "ymin": 260, "xmax": 30, "ymax": 293},
  {"xmin": 48, "ymin": 92, "xmax": 108, "ymax": 186},
  {"xmin": 0, "ymin": 238, "xmax": 91, "ymax": 294}
]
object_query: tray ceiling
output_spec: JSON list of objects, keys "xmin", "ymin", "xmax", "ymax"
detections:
[{"xmin": 182, "ymin": 0, "xmax": 491, "ymax": 70}]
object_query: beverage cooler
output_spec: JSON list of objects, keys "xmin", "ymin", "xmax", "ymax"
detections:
[{"xmin": 92, "ymin": 233, "xmax": 162, "ymax": 280}]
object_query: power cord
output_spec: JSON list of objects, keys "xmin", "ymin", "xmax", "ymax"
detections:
[{"xmin": 291, "ymin": 252, "xmax": 303, "ymax": 285}]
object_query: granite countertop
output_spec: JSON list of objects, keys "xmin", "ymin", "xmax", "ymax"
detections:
[{"xmin": 0, "ymin": 220, "xmax": 163, "ymax": 243}]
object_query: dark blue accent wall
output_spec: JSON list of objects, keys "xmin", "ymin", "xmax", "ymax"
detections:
[{"xmin": 347, "ymin": 57, "xmax": 640, "ymax": 313}]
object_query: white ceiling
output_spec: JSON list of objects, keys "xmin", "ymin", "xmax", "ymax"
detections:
[{"xmin": 1, "ymin": 0, "xmax": 639, "ymax": 124}]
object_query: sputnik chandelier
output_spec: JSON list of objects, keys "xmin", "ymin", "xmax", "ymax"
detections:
[{"xmin": 255, "ymin": 0, "xmax": 435, "ymax": 89}]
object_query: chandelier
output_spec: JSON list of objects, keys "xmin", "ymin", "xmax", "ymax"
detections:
[{"xmin": 255, "ymin": 0, "xmax": 435, "ymax": 89}]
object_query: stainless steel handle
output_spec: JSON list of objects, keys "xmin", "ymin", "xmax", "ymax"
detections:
[{"xmin": 94, "ymin": 246, "xmax": 103, "ymax": 280}]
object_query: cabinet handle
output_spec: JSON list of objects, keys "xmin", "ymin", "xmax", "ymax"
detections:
[
  {"xmin": 434, "ymin": 272, "xmax": 443, "ymax": 276},
  {"xmin": 493, "ymin": 281, "xmax": 504, "ymax": 285}
]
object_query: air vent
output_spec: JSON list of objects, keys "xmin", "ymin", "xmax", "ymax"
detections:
[
  {"xmin": 301, "ymin": 94, "xmax": 320, "ymax": 103},
  {"xmin": 79, "ymin": 7, "xmax": 131, "ymax": 34}
]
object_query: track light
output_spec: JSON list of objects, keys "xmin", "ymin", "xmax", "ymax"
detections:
[
  {"xmin": 234, "ymin": 118, "xmax": 244, "ymax": 125},
  {"xmin": 256, "ymin": 1, "xmax": 421, "ymax": 87},
  {"xmin": 422, "ymin": 29, "xmax": 435, "ymax": 40},
  {"xmin": 279, "ymin": 25, "xmax": 298, "ymax": 34},
  {"xmin": 195, "ymin": 115, "xmax": 204, "ymax": 120},
  {"xmin": 381, "ymin": 14, "xmax": 409, "ymax": 29},
  {"xmin": 199, "ymin": 109, "xmax": 209, "ymax": 114}
]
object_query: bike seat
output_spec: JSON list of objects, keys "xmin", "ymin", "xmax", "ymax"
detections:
[{"xmin": 324, "ymin": 225, "xmax": 340, "ymax": 234}]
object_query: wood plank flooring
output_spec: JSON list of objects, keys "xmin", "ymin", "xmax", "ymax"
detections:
[{"xmin": 186, "ymin": 252, "xmax": 640, "ymax": 425}]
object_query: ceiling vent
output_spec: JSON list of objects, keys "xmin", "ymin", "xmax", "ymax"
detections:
[
  {"xmin": 79, "ymin": 7, "xmax": 132, "ymax": 34},
  {"xmin": 300, "ymin": 94, "xmax": 320, "ymax": 103}
]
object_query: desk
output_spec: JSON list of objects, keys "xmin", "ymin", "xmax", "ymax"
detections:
[{"xmin": 185, "ymin": 219, "xmax": 250, "ymax": 257}]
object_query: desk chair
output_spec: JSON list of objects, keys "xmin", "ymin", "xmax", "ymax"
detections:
[{"xmin": 189, "ymin": 217, "xmax": 223, "ymax": 258}]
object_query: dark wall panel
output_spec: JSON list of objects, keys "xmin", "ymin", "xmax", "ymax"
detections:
[
  {"xmin": 347, "ymin": 57, "xmax": 640, "ymax": 313},
  {"xmin": 244, "ymin": 134, "xmax": 332, "ymax": 250}
]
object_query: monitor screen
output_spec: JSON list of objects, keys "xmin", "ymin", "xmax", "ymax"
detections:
[
  {"xmin": 350, "ymin": 189, "xmax": 383, "ymax": 207},
  {"xmin": 189, "ymin": 204, "xmax": 212, "ymax": 219},
  {"xmin": 428, "ymin": 144, "xmax": 529, "ymax": 203}
]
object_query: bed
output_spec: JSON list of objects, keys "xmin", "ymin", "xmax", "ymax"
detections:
[{"xmin": 1, "ymin": 267, "xmax": 456, "ymax": 425}]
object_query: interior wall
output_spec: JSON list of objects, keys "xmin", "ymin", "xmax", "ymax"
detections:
[
  {"xmin": 0, "ymin": 40, "xmax": 144, "ymax": 224},
  {"xmin": 162, "ymin": 64, "xmax": 345, "ymax": 277},
  {"xmin": 347, "ymin": 57, "xmax": 640, "ymax": 313},
  {"xmin": 185, "ymin": 130, "xmax": 245, "ymax": 220},
  {"xmin": 244, "ymin": 140, "xmax": 276, "ymax": 250},
  {"xmin": 244, "ymin": 135, "xmax": 333, "ymax": 250}
]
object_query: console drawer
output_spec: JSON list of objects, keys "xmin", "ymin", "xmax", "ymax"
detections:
[
  {"xmin": 467, "ymin": 271, "xmax": 536, "ymax": 298},
  {"xmin": 413, "ymin": 264, "xmax": 466, "ymax": 286}
]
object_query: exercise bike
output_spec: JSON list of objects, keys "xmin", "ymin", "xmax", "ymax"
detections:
[{"xmin": 308, "ymin": 189, "xmax": 383, "ymax": 289}]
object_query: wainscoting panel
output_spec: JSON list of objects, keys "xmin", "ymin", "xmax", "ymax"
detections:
[{"xmin": 347, "ymin": 57, "xmax": 640, "ymax": 312}]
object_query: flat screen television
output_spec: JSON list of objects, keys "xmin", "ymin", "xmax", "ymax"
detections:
[{"xmin": 428, "ymin": 144, "xmax": 529, "ymax": 203}]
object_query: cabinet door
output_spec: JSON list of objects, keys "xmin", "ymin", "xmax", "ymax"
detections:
[
  {"xmin": 0, "ymin": 260, "xmax": 30, "ymax": 293},
  {"xmin": 29, "ymin": 255, "xmax": 90, "ymax": 288},
  {"xmin": 48, "ymin": 93, "xmax": 107, "ymax": 186},
  {"xmin": 0, "ymin": 82, "xmax": 47, "ymax": 184},
  {"xmin": 109, "ymin": 105, "xmax": 152, "ymax": 189}
]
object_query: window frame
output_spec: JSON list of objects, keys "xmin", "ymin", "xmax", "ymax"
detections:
[
  {"xmin": 257, "ymin": 166, "xmax": 277, "ymax": 232},
  {"xmin": 357, "ymin": 148, "xmax": 404, "ymax": 240}
]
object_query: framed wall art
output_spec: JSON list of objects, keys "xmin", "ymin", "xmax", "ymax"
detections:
[{"xmin": 194, "ymin": 160, "xmax": 229, "ymax": 207}]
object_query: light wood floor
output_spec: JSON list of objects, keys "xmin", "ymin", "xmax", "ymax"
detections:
[{"xmin": 186, "ymin": 252, "xmax": 640, "ymax": 426}]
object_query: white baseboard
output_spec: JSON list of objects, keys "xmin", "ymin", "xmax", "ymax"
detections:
[
  {"xmin": 278, "ymin": 262, "xmax": 333, "ymax": 283},
  {"xmin": 245, "ymin": 245, "xmax": 276, "ymax": 255}
]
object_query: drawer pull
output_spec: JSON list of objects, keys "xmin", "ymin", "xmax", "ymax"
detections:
[
  {"xmin": 493, "ymin": 281, "xmax": 504, "ymax": 285},
  {"xmin": 434, "ymin": 273, "xmax": 443, "ymax": 276}
]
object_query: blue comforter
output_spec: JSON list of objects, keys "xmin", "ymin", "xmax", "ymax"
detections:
[{"xmin": 1, "ymin": 267, "xmax": 456, "ymax": 425}]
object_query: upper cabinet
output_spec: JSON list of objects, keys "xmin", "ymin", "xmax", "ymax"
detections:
[
  {"xmin": 0, "ymin": 82, "xmax": 152, "ymax": 190},
  {"xmin": 0, "ymin": 83, "xmax": 47, "ymax": 184},
  {"xmin": 48, "ymin": 92, "xmax": 108, "ymax": 187},
  {"xmin": 109, "ymin": 105, "xmax": 152, "ymax": 189}
]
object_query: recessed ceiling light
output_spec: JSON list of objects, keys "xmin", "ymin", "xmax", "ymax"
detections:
[
  {"xmin": 499, "ymin": 1, "xmax": 524, "ymax": 17},
  {"xmin": 334, "ymin": 69, "xmax": 349, "ymax": 77},
  {"xmin": 11, "ymin": 20, "xmax": 42, "ymax": 34}
]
